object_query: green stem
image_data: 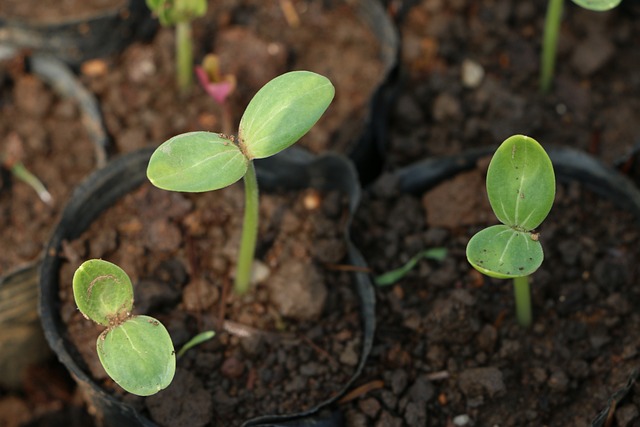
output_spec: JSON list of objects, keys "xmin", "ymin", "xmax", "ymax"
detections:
[
  {"xmin": 176, "ymin": 21, "xmax": 193, "ymax": 93},
  {"xmin": 513, "ymin": 275, "xmax": 532, "ymax": 328},
  {"xmin": 540, "ymin": 0, "xmax": 563, "ymax": 93},
  {"xmin": 235, "ymin": 161, "xmax": 259, "ymax": 294}
]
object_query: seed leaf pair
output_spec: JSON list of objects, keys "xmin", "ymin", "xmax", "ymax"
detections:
[
  {"xmin": 73, "ymin": 259, "xmax": 176, "ymax": 396},
  {"xmin": 466, "ymin": 135, "xmax": 556, "ymax": 278}
]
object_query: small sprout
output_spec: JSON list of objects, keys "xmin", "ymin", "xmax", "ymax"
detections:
[
  {"xmin": 147, "ymin": 71, "xmax": 334, "ymax": 294},
  {"xmin": 176, "ymin": 330, "xmax": 216, "ymax": 359},
  {"xmin": 2, "ymin": 132, "xmax": 53, "ymax": 206},
  {"xmin": 375, "ymin": 248, "xmax": 447, "ymax": 287},
  {"xmin": 195, "ymin": 54, "xmax": 236, "ymax": 106},
  {"xmin": 145, "ymin": 0, "xmax": 207, "ymax": 92},
  {"xmin": 540, "ymin": 0, "xmax": 621, "ymax": 93},
  {"xmin": 73, "ymin": 259, "xmax": 176, "ymax": 396},
  {"xmin": 466, "ymin": 135, "xmax": 555, "ymax": 327}
]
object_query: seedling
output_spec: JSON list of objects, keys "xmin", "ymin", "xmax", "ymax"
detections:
[
  {"xmin": 147, "ymin": 71, "xmax": 335, "ymax": 295},
  {"xmin": 2, "ymin": 133, "xmax": 53, "ymax": 206},
  {"xmin": 375, "ymin": 248, "xmax": 447, "ymax": 287},
  {"xmin": 73, "ymin": 259, "xmax": 176, "ymax": 396},
  {"xmin": 195, "ymin": 54, "xmax": 236, "ymax": 135},
  {"xmin": 466, "ymin": 135, "xmax": 555, "ymax": 327},
  {"xmin": 540, "ymin": 0, "xmax": 622, "ymax": 93},
  {"xmin": 146, "ymin": 0, "xmax": 207, "ymax": 92}
]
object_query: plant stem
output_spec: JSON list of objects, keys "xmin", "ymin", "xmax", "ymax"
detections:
[
  {"xmin": 176, "ymin": 21, "xmax": 193, "ymax": 93},
  {"xmin": 235, "ymin": 161, "xmax": 259, "ymax": 294},
  {"xmin": 540, "ymin": 0, "xmax": 563, "ymax": 93},
  {"xmin": 513, "ymin": 275, "xmax": 532, "ymax": 328}
]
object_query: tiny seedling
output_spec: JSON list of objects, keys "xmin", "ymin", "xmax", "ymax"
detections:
[
  {"xmin": 375, "ymin": 248, "xmax": 447, "ymax": 287},
  {"xmin": 147, "ymin": 71, "xmax": 335, "ymax": 295},
  {"xmin": 540, "ymin": 0, "xmax": 622, "ymax": 93},
  {"xmin": 73, "ymin": 259, "xmax": 176, "ymax": 396},
  {"xmin": 466, "ymin": 135, "xmax": 555, "ymax": 327},
  {"xmin": 195, "ymin": 54, "xmax": 236, "ymax": 135},
  {"xmin": 146, "ymin": 0, "xmax": 207, "ymax": 92},
  {"xmin": 2, "ymin": 133, "xmax": 53, "ymax": 206}
]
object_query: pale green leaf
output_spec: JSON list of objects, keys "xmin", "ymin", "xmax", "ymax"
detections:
[
  {"xmin": 73, "ymin": 259, "xmax": 133, "ymax": 327},
  {"xmin": 239, "ymin": 71, "xmax": 335, "ymax": 159},
  {"xmin": 486, "ymin": 135, "xmax": 555, "ymax": 231},
  {"xmin": 466, "ymin": 225, "xmax": 543, "ymax": 279},
  {"xmin": 374, "ymin": 248, "xmax": 447, "ymax": 286},
  {"xmin": 176, "ymin": 330, "xmax": 216, "ymax": 359},
  {"xmin": 570, "ymin": 0, "xmax": 621, "ymax": 11},
  {"xmin": 147, "ymin": 131, "xmax": 248, "ymax": 192},
  {"xmin": 97, "ymin": 315, "xmax": 176, "ymax": 396}
]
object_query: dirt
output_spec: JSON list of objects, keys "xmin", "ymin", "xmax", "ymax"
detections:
[
  {"xmin": 56, "ymin": 180, "xmax": 362, "ymax": 426},
  {"xmin": 0, "ymin": 55, "xmax": 98, "ymax": 276},
  {"xmin": 344, "ymin": 162, "xmax": 640, "ymax": 426},
  {"xmin": 1, "ymin": 0, "xmax": 126, "ymax": 23},
  {"xmin": 80, "ymin": 0, "xmax": 386, "ymax": 157}
]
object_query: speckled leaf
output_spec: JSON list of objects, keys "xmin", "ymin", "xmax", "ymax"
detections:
[
  {"xmin": 466, "ymin": 225, "xmax": 543, "ymax": 278},
  {"xmin": 97, "ymin": 315, "xmax": 176, "ymax": 396},
  {"xmin": 147, "ymin": 131, "xmax": 248, "ymax": 192},
  {"xmin": 73, "ymin": 259, "xmax": 133, "ymax": 327},
  {"xmin": 570, "ymin": 0, "xmax": 621, "ymax": 11},
  {"xmin": 238, "ymin": 71, "xmax": 334, "ymax": 159},
  {"xmin": 487, "ymin": 135, "xmax": 555, "ymax": 231}
]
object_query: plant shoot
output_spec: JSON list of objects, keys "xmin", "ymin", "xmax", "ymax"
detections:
[
  {"xmin": 73, "ymin": 259, "xmax": 176, "ymax": 396},
  {"xmin": 147, "ymin": 71, "xmax": 335, "ymax": 294},
  {"xmin": 466, "ymin": 135, "xmax": 556, "ymax": 327}
]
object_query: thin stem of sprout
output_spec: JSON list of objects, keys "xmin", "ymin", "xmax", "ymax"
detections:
[
  {"xmin": 11, "ymin": 162, "xmax": 53, "ymax": 206},
  {"xmin": 176, "ymin": 21, "xmax": 193, "ymax": 93},
  {"xmin": 513, "ymin": 275, "xmax": 532, "ymax": 328},
  {"xmin": 235, "ymin": 161, "xmax": 259, "ymax": 294},
  {"xmin": 540, "ymin": 0, "xmax": 564, "ymax": 93}
]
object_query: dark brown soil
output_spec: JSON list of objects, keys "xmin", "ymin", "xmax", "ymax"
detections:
[
  {"xmin": 345, "ymin": 163, "xmax": 640, "ymax": 426},
  {"xmin": 57, "ymin": 181, "xmax": 362, "ymax": 427},
  {"xmin": 1, "ymin": 0, "xmax": 126, "ymax": 23}
]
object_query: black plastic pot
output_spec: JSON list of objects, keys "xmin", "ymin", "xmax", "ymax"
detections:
[
  {"xmin": 0, "ymin": 0, "xmax": 156, "ymax": 67},
  {"xmin": 39, "ymin": 147, "xmax": 375, "ymax": 427}
]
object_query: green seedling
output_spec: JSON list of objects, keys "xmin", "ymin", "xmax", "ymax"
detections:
[
  {"xmin": 540, "ymin": 0, "xmax": 621, "ymax": 93},
  {"xmin": 146, "ymin": 0, "xmax": 207, "ymax": 92},
  {"xmin": 147, "ymin": 71, "xmax": 335, "ymax": 295},
  {"xmin": 466, "ymin": 135, "xmax": 555, "ymax": 327},
  {"xmin": 195, "ymin": 54, "xmax": 236, "ymax": 135},
  {"xmin": 375, "ymin": 248, "xmax": 447, "ymax": 287},
  {"xmin": 73, "ymin": 259, "xmax": 176, "ymax": 396},
  {"xmin": 176, "ymin": 330, "xmax": 215, "ymax": 359},
  {"xmin": 2, "ymin": 133, "xmax": 53, "ymax": 206}
]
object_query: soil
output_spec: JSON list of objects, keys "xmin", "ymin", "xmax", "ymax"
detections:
[
  {"xmin": 80, "ymin": 0, "xmax": 386, "ymax": 157},
  {"xmin": 344, "ymin": 162, "xmax": 640, "ymax": 426},
  {"xmin": 1, "ymin": 0, "xmax": 126, "ymax": 23},
  {"xmin": 0, "ymin": 55, "xmax": 98, "ymax": 276},
  {"xmin": 56, "ymin": 180, "xmax": 362, "ymax": 427}
]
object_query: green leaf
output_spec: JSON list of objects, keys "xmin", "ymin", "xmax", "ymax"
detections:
[
  {"xmin": 374, "ymin": 248, "xmax": 447, "ymax": 287},
  {"xmin": 73, "ymin": 260, "xmax": 133, "ymax": 327},
  {"xmin": 97, "ymin": 315, "xmax": 176, "ymax": 396},
  {"xmin": 146, "ymin": 0, "xmax": 207, "ymax": 25},
  {"xmin": 176, "ymin": 330, "xmax": 216, "ymax": 359},
  {"xmin": 570, "ymin": 0, "xmax": 621, "ymax": 11},
  {"xmin": 239, "ymin": 71, "xmax": 335, "ymax": 159},
  {"xmin": 486, "ymin": 135, "xmax": 555, "ymax": 231},
  {"xmin": 466, "ymin": 225, "xmax": 543, "ymax": 279},
  {"xmin": 147, "ymin": 131, "xmax": 248, "ymax": 192}
]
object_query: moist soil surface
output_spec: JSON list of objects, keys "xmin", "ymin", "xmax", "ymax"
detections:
[
  {"xmin": 1, "ymin": 0, "xmax": 640, "ymax": 426},
  {"xmin": 57, "ymin": 180, "xmax": 362, "ymax": 427},
  {"xmin": 345, "ymin": 164, "xmax": 640, "ymax": 427}
]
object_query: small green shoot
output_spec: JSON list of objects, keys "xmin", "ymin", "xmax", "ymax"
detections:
[
  {"xmin": 540, "ymin": 0, "xmax": 621, "ymax": 93},
  {"xmin": 176, "ymin": 330, "xmax": 215, "ymax": 359},
  {"xmin": 466, "ymin": 135, "xmax": 555, "ymax": 327},
  {"xmin": 147, "ymin": 71, "xmax": 334, "ymax": 295},
  {"xmin": 73, "ymin": 259, "xmax": 176, "ymax": 396},
  {"xmin": 146, "ymin": 0, "xmax": 207, "ymax": 92},
  {"xmin": 374, "ymin": 248, "xmax": 447, "ymax": 287}
]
